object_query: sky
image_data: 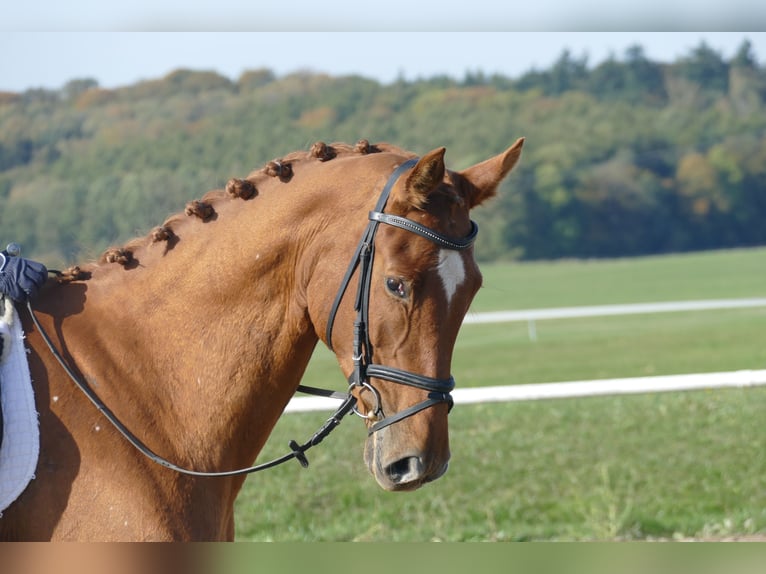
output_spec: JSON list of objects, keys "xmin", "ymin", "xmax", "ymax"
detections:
[
  {"xmin": 1, "ymin": 2, "xmax": 765, "ymax": 93},
  {"xmin": 1, "ymin": 32, "xmax": 763, "ymax": 93}
]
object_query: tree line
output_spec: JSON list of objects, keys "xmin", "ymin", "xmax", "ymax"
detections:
[{"xmin": 1, "ymin": 39, "xmax": 764, "ymax": 265}]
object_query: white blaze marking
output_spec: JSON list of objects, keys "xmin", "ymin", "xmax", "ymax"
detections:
[{"xmin": 437, "ymin": 250, "xmax": 465, "ymax": 307}]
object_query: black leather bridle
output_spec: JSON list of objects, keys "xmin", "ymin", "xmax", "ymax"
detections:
[
  {"xmin": 324, "ymin": 157, "xmax": 478, "ymax": 435},
  {"xmin": 25, "ymin": 157, "xmax": 478, "ymax": 476}
]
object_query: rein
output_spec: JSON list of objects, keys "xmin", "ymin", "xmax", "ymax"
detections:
[
  {"xmin": 27, "ymin": 298, "xmax": 357, "ymax": 476},
  {"xmin": 26, "ymin": 157, "xmax": 478, "ymax": 476}
]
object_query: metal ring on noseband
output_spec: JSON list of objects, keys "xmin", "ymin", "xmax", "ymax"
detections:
[
  {"xmin": 325, "ymin": 157, "xmax": 478, "ymax": 435},
  {"xmin": 349, "ymin": 381, "xmax": 383, "ymax": 420}
]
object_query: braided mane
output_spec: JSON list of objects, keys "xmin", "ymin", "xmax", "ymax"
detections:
[{"xmin": 57, "ymin": 139, "xmax": 407, "ymax": 282}]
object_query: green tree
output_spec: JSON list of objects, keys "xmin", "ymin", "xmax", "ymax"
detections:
[
  {"xmin": 61, "ymin": 78, "xmax": 99, "ymax": 102},
  {"xmin": 548, "ymin": 49, "xmax": 589, "ymax": 95},
  {"xmin": 2, "ymin": 48, "xmax": 766, "ymax": 264},
  {"xmin": 731, "ymin": 39, "xmax": 757, "ymax": 69},
  {"xmin": 676, "ymin": 41, "xmax": 729, "ymax": 93}
]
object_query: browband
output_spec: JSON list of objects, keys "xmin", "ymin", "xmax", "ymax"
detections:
[{"xmin": 368, "ymin": 212, "xmax": 478, "ymax": 251}]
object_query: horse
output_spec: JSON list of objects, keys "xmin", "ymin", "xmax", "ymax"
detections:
[{"xmin": 0, "ymin": 138, "xmax": 524, "ymax": 541}]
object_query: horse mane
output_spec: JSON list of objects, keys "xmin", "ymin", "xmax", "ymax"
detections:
[{"xmin": 57, "ymin": 139, "xmax": 412, "ymax": 283}]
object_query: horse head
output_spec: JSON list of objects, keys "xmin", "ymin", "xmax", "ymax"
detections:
[
  {"xmin": 314, "ymin": 138, "xmax": 524, "ymax": 491},
  {"xmin": 5, "ymin": 137, "xmax": 524, "ymax": 540}
]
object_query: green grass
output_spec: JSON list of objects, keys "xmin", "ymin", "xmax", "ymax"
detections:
[
  {"xmin": 236, "ymin": 388, "xmax": 766, "ymax": 541},
  {"xmin": 473, "ymin": 246, "xmax": 766, "ymax": 311},
  {"xmin": 234, "ymin": 247, "xmax": 766, "ymax": 541},
  {"xmin": 454, "ymin": 308, "xmax": 766, "ymax": 386}
]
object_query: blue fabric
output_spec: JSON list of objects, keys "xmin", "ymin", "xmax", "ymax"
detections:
[{"xmin": 0, "ymin": 252, "xmax": 48, "ymax": 302}]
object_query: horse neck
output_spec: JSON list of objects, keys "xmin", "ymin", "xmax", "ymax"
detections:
[{"xmin": 52, "ymin": 174, "xmax": 348, "ymax": 475}]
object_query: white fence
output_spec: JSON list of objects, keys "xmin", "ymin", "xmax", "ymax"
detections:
[
  {"xmin": 462, "ymin": 298, "xmax": 766, "ymax": 324},
  {"xmin": 284, "ymin": 369, "xmax": 766, "ymax": 413},
  {"xmin": 464, "ymin": 297, "xmax": 766, "ymax": 341},
  {"xmin": 284, "ymin": 298, "xmax": 766, "ymax": 413}
]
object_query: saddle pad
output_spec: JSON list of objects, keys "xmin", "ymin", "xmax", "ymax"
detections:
[{"xmin": 0, "ymin": 302, "xmax": 40, "ymax": 514}]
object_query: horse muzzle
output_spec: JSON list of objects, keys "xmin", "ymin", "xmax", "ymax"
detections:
[
  {"xmin": 364, "ymin": 415, "xmax": 452, "ymax": 492},
  {"xmin": 369, "ymin": 449, "xmax": 451, "ymax": 492}
]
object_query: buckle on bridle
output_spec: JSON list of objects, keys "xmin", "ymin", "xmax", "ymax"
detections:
[{"xmin": 349, "ymin": 380, "xmax": 382, "ymax": 420}]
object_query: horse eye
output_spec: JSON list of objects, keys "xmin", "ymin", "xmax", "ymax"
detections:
[{"xmin": 385, "ymin": 277, "xmax": 408, "ymax": 298}]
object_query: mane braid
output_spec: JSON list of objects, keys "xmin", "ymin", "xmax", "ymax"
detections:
[
  {"xmin": 185, "ymin": 199, "xmax": 215, "ymax": 221},
  {"xmin": 56, "ymin": 266, "xmax": 90, "ymax": 283},
  {"xmin": 310, "ymin": 141, "xmax": 335, "ymax": 161},
  {"xmin": 82, "ymin": 139, "xmax": 391, "ymax": 274},
  {"xmin": 151, "ymin": 225, "xmax": 175, "ymax": 243},
  {"xmin": 101, "ymin": 247, "xmax": 133, "ymax": 266},
  {"xmin": 225, "ymin": 178, "xmax": 257, "ymax": 200}
]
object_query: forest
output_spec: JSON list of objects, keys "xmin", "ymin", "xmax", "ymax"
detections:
[{"xmin": 1, "ymin": 39, "xmax": 764, "ymax": 265}]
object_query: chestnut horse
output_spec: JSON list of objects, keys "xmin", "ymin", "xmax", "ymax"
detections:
[{"xmin": 0, "ymin": 138, "xmax": 523, "ymax": 541}]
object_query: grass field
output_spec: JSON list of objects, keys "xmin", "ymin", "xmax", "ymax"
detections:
[{"xmin": 234, "ymin": 247, "xmax": 766, "ymax": 541}]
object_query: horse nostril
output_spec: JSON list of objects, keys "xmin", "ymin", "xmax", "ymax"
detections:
[{"xmin": 385, "ymin": 456, "xmax": 424, "ymax": 484}]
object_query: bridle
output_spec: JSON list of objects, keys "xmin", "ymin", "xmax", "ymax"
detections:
[
  {"xmin": 24, "ymin": 157, "xmax": 478, "ymax": 476},
  {"xmin": 325, "ymin": 157, "xmax": 478, "ymax": 435}
]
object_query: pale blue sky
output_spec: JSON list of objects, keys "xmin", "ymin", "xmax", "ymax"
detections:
[
  {"xmin": 1, "ymin": 1, "xmax": 764, "ymax": 92},
  {"xmin": 1, "ymin": 32, "xmax": 763, "ymax": 93}
]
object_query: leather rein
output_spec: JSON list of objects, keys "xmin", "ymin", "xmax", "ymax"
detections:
[{"xmin": 26, "ymin": 158, "xmax": 478, "ymax": 477}]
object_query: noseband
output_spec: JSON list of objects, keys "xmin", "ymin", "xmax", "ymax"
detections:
[{"xmin": 324, "ymin": 158, "xmax": 478, "ymax": 435}]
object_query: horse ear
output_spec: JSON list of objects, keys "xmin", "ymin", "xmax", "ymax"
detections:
[
  {"xmin": 459, "ymin": 137, "xmax": 524, "ymax": 209},
  {"xmin": 394, "ymin": 147, "xmax": 446, "ymax": 210}
]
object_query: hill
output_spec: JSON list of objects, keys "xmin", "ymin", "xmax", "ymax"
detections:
[{"xmin": 1, "ymin": 39, "xmax": 765, "ymax": 265}]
